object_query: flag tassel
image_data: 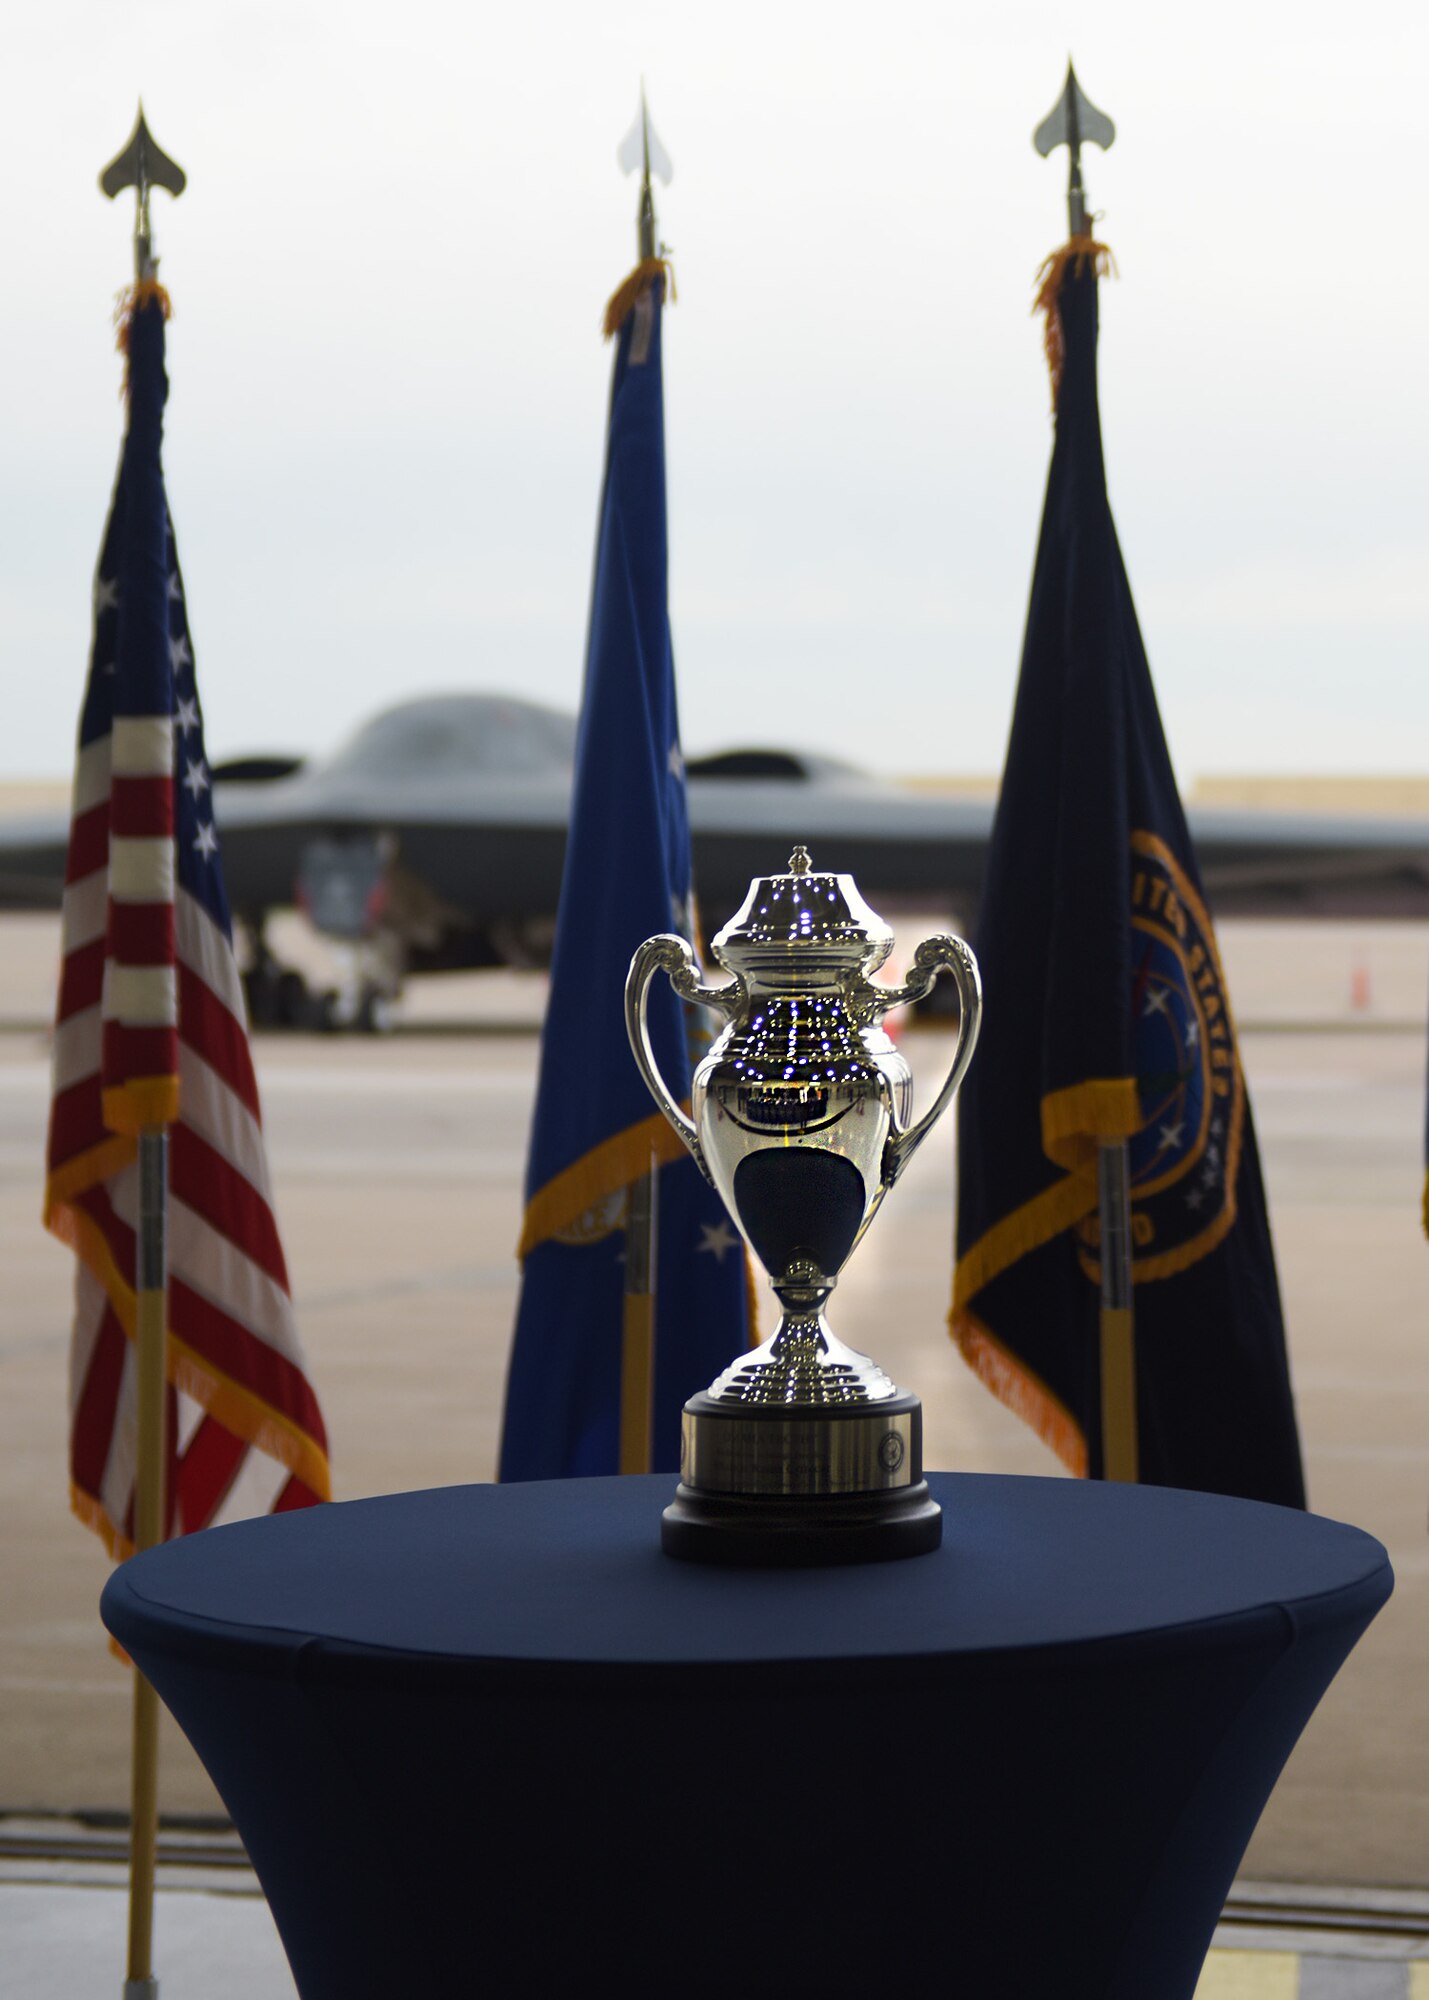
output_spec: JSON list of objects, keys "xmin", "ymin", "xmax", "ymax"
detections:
[
  {"xmin": 1034, "ymin": 237, "xmax": 1115, "ymax": 410},
  {"xmin": 124, "ymin": 1128, "xmax": 168, "ymax": 1996},
  {"xmin": 602, "ymin": 257, "xmax": 674, "ymax": 340},
  {"xmin": 1097, "ymin": 1140, "xmax": 1138, "ymax": 1481}
]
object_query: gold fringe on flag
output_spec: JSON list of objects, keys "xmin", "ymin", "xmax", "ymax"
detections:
[
  {"xmin": 951, "ymin": 1159, "xmax": 1102, "ymax": 1314},
  {"xmin": 518, "ymin": 1110, "xmax": 692, "ymax": 1258},
  {"xmin": 45, "ymin": 1197, "xmax": 332, "ymax": 1510},
  {"xmin": 1033, "ymin": 236, "xmax": 1115, "ymax": 410},
  {"xmin": 951, "ymin": 1305, "xmax": 1088, "ymax": 1477},
  {"xmin": 602, "ymin": 256, "xmax": 676, "ymax": 340}
]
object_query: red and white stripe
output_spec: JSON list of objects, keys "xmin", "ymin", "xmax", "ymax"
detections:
[
  {"xmin": 102, "ymin": 712, "xmax": 178, "ymax": 1117},
  {"xmin": 48, "ymin": 745, "xmax": 329, "ymax": 1557}
]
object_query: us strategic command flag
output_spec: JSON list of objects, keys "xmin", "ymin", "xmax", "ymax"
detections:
[
  {"xmin": 46, "ymin": 283, "xmax": 330, "ymax": 1551},
  {"xmin": 499, "ymin": 261, "xmax": 748, "ymax": 1481},
  {"xmin": 951, "ymin": 246, "xmax": 1305, "ymax": 1507}
]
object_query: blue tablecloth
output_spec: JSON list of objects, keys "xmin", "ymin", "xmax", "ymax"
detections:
[{"xmin": 103, "ymin": 1471, "xmax": 1391, "ymax": 2000}]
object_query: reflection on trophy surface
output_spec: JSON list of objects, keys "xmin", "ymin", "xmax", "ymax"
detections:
[{"xmin": 625, "ymin": 844, "xmax": 981, "ymax": 1564}]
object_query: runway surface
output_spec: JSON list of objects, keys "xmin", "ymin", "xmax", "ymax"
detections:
[{"xmin": 0, "ymin": 913, "xmax": 1425, "ymax": 1894}]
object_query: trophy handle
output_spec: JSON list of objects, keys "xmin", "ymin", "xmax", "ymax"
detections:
[
  {"xmin": 624, "ymin": 934, "xmax": 742, "ymax": 1183},
  {"xmin": 877, "ymin": 935, "xmax": 983, "ymax": 1188}
]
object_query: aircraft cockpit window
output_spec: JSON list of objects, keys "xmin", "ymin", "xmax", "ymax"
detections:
[{"xmin": 324, "ymin": 697, "xmax": 578, "ymax": 778}]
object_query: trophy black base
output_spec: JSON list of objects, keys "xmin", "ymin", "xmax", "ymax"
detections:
[
  {"xmin": 662, "ymin": 1481, "xmax": 942, "ymax": 1566},
  {"xmin": 661, "ymin": 1390, "xmax": 942, "ymax": 1567}
]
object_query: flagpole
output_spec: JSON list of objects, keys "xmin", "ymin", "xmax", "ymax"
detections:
[
  {"xmin": 635, "ymin": 78, "xmax": 657, "ymax": 262},
  {"xmin": 99, "ymin": 104, "xmax": 188, "ymax": 2000},
  {"xmin": 615, "ymin": 90, "xmax": 665, "ymax": 1478},
  {"xmin": 1034, "ymin": 66, "xmax": 1136, "ymax": 1480},
  {"xmin": 1033, "ymin": 59, "xmax": 1116, "ymax": 242},
  {"xmin": 125, "ymin": 1128, "xmax": 169, "ymax": 1998},
  {"xmin": 620, "ymin": 1154, "xmax": 659, "ymax": 1473},
  {"xmin": 1097, "ymin": 1141, "xmax": 1138, "ymax": 1481}
]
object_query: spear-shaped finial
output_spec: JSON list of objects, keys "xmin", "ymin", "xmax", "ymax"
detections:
[
  {"xmin": 1033, "ymin": 61, "xmax": 1114, "ymax": 238},
  {"xmin": 616, "ymin": 82, "xmax": 673, "ymax": 261},
  {"xmin": 99, "ymin": 102, "xmax": 186, "ymax": 279}
]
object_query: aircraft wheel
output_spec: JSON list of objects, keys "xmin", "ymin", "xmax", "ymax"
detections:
[
  {"xmin": 243, "ymin": 964, "xmax": 285, "ymax": 1029},
  {"xmin": 357, "ymin": 987, "xmax": 394, "ymax": 1035},
  {"xmin": 314, "ymin": 988, "xmax": 344, "ymax": 1034},
  {"xmin": 277, "ymin": 970, "xmax": 310, "ymax": 1029}
]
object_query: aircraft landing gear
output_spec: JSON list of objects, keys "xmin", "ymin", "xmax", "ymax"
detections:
[
  {"xmin": 237, "ymin": 917, "xmax": 401, "ymax": 1034},
  {"xmin": 239, "ymin": 917, "xmax": 317, "ymax": 1031},
  {"xmin": 243, "ymin": 959, "xmax": 313, "ymax": 1030},
  {"xmin": 312, "ymin": 983, "xmax": 394, "ymax": 1035}
]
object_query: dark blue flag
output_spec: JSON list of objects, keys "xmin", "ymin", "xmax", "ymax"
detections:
[
  {"xmin": 500, "ymin": 267, "xmax": 749, "ymax": 1481},
  {"xmin": 951, "ymin": 247, "xmax": 1305, "ymax": 1507}
]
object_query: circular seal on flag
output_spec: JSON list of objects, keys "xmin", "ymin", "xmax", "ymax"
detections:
[{"xmin": 1079, "ymin": 833, "xmax": 1245, "ymax": 1282}]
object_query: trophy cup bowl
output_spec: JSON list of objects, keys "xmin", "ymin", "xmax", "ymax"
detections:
[{"xmin": 625, "ymin": 845, "xmax": 981, "ymax": 1565}]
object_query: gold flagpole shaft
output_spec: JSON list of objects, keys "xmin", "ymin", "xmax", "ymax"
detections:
[
  {"xmin": 1097, "ymin": 1140, "xmax": 1138, "ymax": 1482},
  {"xmin": 125, "ymin": 1126, "xmax": 168, "ymax": 1997},
  {"xmin": 125, "ymin": 1668, "xmax": 161, "ymax": 1991},
  {"xmin": 619, "ymin": 1159, "xmax": 658, "ymax": 1474}
]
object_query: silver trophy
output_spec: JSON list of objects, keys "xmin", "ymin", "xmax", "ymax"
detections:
[{"xmin": 625, "ymin": 845, "xmax": 981, "ymax": 1564}]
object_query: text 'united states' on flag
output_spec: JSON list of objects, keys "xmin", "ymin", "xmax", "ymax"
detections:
[{"xmin": 45, "ymin": 281, "xmax": 330, "ymax": 1557}]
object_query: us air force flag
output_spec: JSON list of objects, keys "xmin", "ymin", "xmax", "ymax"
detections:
[
  {"xmin": 952, "ymin": 248, "xmax": 1305, "ymax": 1507},
  {"xmin": 499, "ymin": 266, "xmax": 748, "ymax": 1481}
]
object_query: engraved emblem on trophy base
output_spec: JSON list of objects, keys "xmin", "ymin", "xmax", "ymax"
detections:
[{"xmin": 626, "ymin": 846, "xmax": 981, "ymax": 1566}]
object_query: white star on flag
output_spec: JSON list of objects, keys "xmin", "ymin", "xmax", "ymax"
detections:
[
  {"xmin": 193, "ymin": 821, "xmax": 219, "ymax": 860},
  {"xmin": 1143, "ymin": 986, "xmax": 1171, "ymax": 1017},
  {"xmin": 183, "ymin": 759, "xmax": 209, "ymax": 799},
  {"xmin": 1184, "ymin": 1017, "xmax": 1200, "ymax": 1049},
  {"xmin": 667, "ymin": 742, "xmax": 685, "ymax": 780},
  {"xmin": 176, "ymin": 696, "xmax": 199, "ymax": 736},
  {"xmin": 697, "ymin": 1218, "xmax": 739, "ymax": 1263},
  {"xmin": 1158, "ymin": 1121, "xmax": 1184, "ymax": 1152},
  {"xmin": 93, "ymin": 576, "xmax": 119, "ymax": 615},
  {"xmin": 167, "ymin": 571, "xmax": 183, "ymax": 601},
  {"xmin": 169, "ymin": 634, "xmax": 193, "ymax": 674}
]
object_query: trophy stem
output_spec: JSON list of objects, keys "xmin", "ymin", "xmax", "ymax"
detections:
[{"xmin": 704, "ymin": 1306, "xmax": 893, "ymax": 1404}]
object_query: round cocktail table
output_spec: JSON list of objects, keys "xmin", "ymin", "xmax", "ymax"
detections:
[{"xmin": 102, "ymin": 1471, "xmax": 1391, "ymax": 1999}]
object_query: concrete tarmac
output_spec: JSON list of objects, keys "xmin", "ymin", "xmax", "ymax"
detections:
[{"xmin": 0, "ymin": 912, "xmax": 1426, "ymax": 1892}]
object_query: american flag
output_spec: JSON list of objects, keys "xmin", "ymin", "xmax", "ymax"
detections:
[{"xmin": 44, "ymin": 284, "xmax": 329, "ymax": 1556}]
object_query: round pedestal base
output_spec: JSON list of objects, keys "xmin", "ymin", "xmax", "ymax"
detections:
[
  {"xmin": 662, "ymin": 1389, "xmax": 942, "ymax": 1566},
  {"xmin": 662, "ymin": 1479, "xmax": 942, "ymax": 1566}
]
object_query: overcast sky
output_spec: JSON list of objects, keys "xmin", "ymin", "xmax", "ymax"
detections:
[{"xmin": 3, "ymin": 0, "xmax": 1424, "ymax": 782}]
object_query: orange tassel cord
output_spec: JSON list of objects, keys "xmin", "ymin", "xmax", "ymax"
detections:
[
  {"xmin": 602, "ymin": 256, "xmax": 676, "ymax": 340},
  {"xmin": 114, "ymin": 278, "xmax": 172, "ymax": 355},
  {"xmin": 1033, "ymin": 237, "xmax": 1115, "ymax": 410}
]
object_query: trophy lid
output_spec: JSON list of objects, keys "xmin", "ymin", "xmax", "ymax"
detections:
[{"xmin": 711, "ymin": 845, "xmax": 895, "ymax": 973}]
